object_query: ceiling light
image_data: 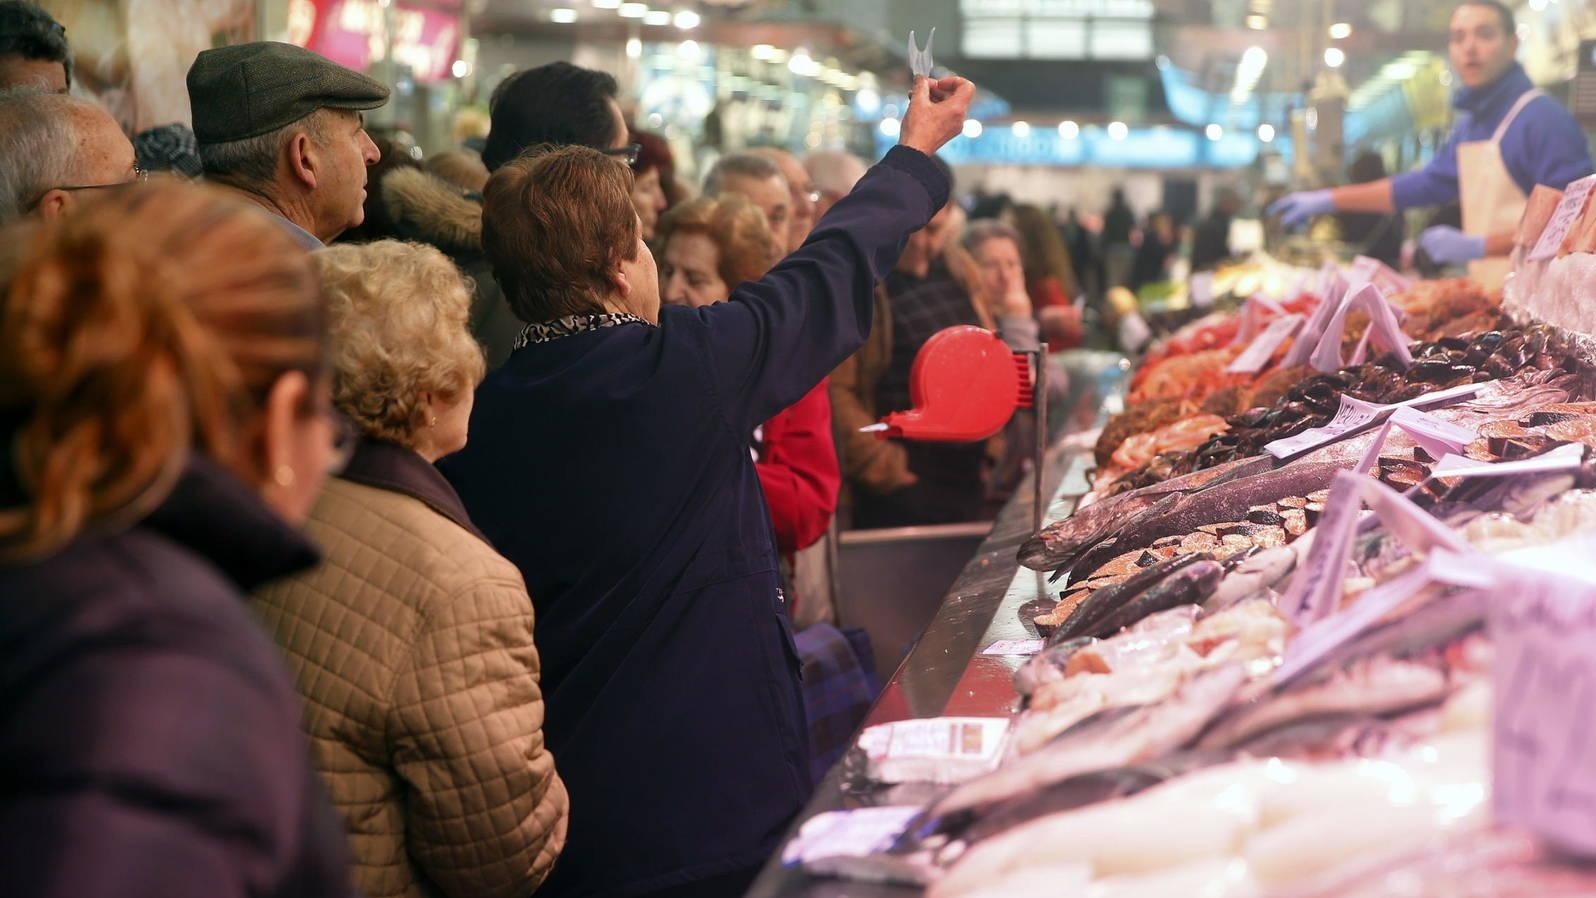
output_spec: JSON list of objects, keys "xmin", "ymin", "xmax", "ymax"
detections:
[
  {"xmin": 626, "ymin": 37, "xmax": 642, "ymax": 58},
  {"xmin": 676, "ymin": 39, "xmax": 702, "ymax": 61},
  {"xmin": 550, "ymin": 7, "xmax": 577, "ymax": 22},
  {"xmin": 1257, "ymin": 123, "xmax": 1275, "ymax": 142},
  {"xmin": 673, "ymin": 9, "xmax": 700, "ymax": 29},
  {"xmin": 1324, "ymin": 47, "xmax": 1345, "ymax": 68},
  {"xmin": 879, "ymin": 117, "xmax": 900, "ymax": 138},
  {"xmin": 1058, "ymin": 120, "xmax": 1079, "ymax": 139},
  {"xmin": 618, "ymin": 2, "xmax": 648, "ymax": 18},
  {"xmin": 593, "ymin": 0, "xmax": 621, "ymax": 7},
  {"xmin": 1107, "ymin": 121, "xmax": 1128, "ymax": 140},
  {"xmin": 1206, "ymin": 123, "xmax": 1224, "ymax": 141},
  {"xmin": 751, "ymin": 43, "xmax": 775, "ymax": 60},
  {"xmin": 643, "ymin": 9, "xmax": 670, "ymax": 25},
  {"xmin": 450, "ymin": 59, "xmax": 470, "ymax": 77},
  {"xmin": 1329, "ymin": 22, "xmax": 1352, "ymax": 40},
  {"xmin": 1011, "ymin": 120, "xmax": 1031, "ymax": 138},
  {"xmin": 963, "ymin": 119, "xmax": 983, "ymax": 139},
  {"xmin": 1245, "ymin": 14, "xmax": 1267, "ymax": 29},
  {"xmin": 788, "ymin": 49, "xmax": 817, "ymax": 76}
]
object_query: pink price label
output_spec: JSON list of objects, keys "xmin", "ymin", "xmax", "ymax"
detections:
[
  {"xmin": 1279, "ymin": 470, "xmax": 1467, "ymax": 626},
  {"xmin": 1347, "ymin": 255, "xmax": 1414, "ymax": 297},
  {"xmin": 1354, "ymin": 406, "xmax": 1478, "ymax": 477},
  {"xmin": 1227, "ymin": 313, "xmax": 1304, "ymax": 374},
  {"xmin": 1276, "ymin": 563, "xmax": 1433, "ymax": 685},
  {"xmin": 1529, "ymin": 175, "xmax": 1596, "ymax": 262},
  {"xmin": 1491, "ymin": 568, "xmax": 1596, "ymax": 856},
  {"xmin": 1307, "ymin": 283, "xmax": 1414, "ymax": 374},
  {"xmin": 1429, "ymin": 442, "xmax": 1586, "ymax": 480}
]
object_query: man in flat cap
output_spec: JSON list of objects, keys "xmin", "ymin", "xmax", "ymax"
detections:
[{"xmin": 188, "ymin": 41, "xmax": 388, "ymax": 249}]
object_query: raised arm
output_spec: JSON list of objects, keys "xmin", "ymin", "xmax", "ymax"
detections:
[{"xmin": 698, "ymin": 76, "xmax": 975, "ymax": 429}]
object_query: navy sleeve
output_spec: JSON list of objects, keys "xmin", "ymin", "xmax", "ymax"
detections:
[
  {"xmin": 694, "ymin": 145, "xmax": 948, "ymax": 430},
  {"xmin": 1390, "ymin": 130, "xmax": 1462, "ymax": 210},
  {"xmin": 1506, "ymin": 97, "xmax": 1594, "ymax": 194}
]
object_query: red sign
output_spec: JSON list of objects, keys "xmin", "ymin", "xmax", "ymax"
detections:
[{"xmin": 289, "ymin": 0, "xmax": 461, "ymax": 83}]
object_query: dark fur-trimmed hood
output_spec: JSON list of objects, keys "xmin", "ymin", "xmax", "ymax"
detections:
[{"xmin": 381, "ymin": 167, "xmax": 482, "ymax": 255}]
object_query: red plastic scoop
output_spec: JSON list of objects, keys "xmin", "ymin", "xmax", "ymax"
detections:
[{"xmin": 873, "ymin": 325, "xmax": 1034, "ymax": 443}]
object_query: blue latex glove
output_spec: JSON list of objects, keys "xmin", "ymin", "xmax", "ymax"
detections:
[
  {"xmin": 1267, "ymin": 189, "xmax": 1334, "ymax": 230},
  {"xmin": 1418, "ymin": 226, "xmax": 1486, "ymax": 265}
]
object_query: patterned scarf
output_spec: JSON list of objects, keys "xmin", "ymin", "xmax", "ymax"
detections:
[{"xmin": 513, "ymin": 312, "xmax": 653, "ymax": 349}]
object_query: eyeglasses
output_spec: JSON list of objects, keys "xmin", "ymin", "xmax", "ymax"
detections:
[
  {"xmin": 32, "ymin": 166, "xmax": 149, "ymax": 209},
  {"xmin": 604, "ymin": 143, "xmax": 642, "ymax": 167}
]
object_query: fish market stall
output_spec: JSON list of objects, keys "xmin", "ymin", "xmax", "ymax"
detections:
[{"xmin": 748, "ymin": 199, "xmax": 1596, "ymax": 897}]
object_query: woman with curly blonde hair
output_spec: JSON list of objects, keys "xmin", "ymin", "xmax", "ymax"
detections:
[{"xmin": 253, "ymin": 240, "xmax": 569, "ymax": 898}]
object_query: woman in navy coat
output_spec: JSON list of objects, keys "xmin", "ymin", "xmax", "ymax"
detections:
[{"xmin": 441, "ymin": 76, "xmax": 975, "ymax": 898}]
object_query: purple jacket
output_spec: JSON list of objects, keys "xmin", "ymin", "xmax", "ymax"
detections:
[
  {"xmin": 1390, "ymin": 63, "xmax": 1594, "ymax": 210},
  {"xmin": 0, "ymin": 459, "xmax": 355, "ymax": 898}
]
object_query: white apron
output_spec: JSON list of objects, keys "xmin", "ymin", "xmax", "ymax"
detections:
[{"xmin": 1458, "ymin": 88, "xmax": 1544, "ymax": 290}]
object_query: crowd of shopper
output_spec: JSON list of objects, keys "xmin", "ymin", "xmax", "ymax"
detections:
[{"xmin": 0, "ymin": 2, "xmax": 990, "ymax": 895}]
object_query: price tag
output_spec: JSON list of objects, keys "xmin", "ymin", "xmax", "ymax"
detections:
[
  {"xmin": 854, "ymin": 717, "xmax": 1012, "ymax": 784},
  {"xmin": 1278, "ymin": 470, "xmax": 1468, "ymax": 626},
  {"xmin": 1490, "ymin": 565, "xmax": 1596, "ymax": 857},
  {"xmin": 1226, "ymin": 313, "xmax": 1304, "ymax": 374},
  {"xmin": 1265, "ymin": 393, "xmax": 1385, "ymax": 460},
  {"xmin": 781, "ymin": 807, "xmax": 922, "ymax": 866},
  {"xmin": 1230, "ymin": 293, "xmax": 1292, "ymax": 346},
  {"xmin": 1428, "ymin": 442, "xmax": 1586, "ymax": 480},
  {"xmin": 1281, "ymin": 270, "xmax": 1350, "ymax": 368},
  {"xmin": 1263, "ymin": 382, "xmax": 1486, "ymax": 462},
  {"xmin": 1529, "ymin": 174, "xmax": 1596, "ymax": 262},
  {"xmin": 982, "ymin": 638, "xmax": 1045, "ymax": 656},
  {"xmin": 1353, "ymin": 406, "xmax": 1478, "ymax": 477},
  {"xmin": 1189, "ymin": 271, "xmax": 1216, "ymax": 308},
  {"xmin": 1307, "ymin": 283, "xmax": 1414, "ymax": 373},
  {"xmin": 1276, "ymin": 563, "xmax": 1434, "ymax": 686},
  {"xmin": 1346, "ymin": 255, "xmax": 1414, "ymax": 297}
]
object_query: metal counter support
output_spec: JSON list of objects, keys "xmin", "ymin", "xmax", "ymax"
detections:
[{"xmin": 745, "ymin": 352, "xmax": 1127, "ymax": 898}]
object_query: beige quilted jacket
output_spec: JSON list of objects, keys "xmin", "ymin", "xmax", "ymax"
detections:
[{"xmin": 253, "ymin": 444, "xmax": 568, "ymax": 898}]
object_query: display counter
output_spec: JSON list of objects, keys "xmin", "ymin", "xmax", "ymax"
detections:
[{"xmin": 745, "ymin": 351, "xmax": 1129, "ymax": 898}]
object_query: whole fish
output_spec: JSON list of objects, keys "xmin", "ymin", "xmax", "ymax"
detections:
[
  {"xmin": 1080, "ymin": 560, "xmax": 1223, "ymax": 639},
  {"xmin": 1205, "ymin": 545, "xmax": 1297, "ymax": 612},
  {"xmin": 1195, "ymin": 656, "xmax": 1449, "ymax": 751},
  {"xmin": 1060, "ymin": 461, "xmax": 1348, "ymax": 579},
  {"xmin": 1013, "ymin": 636, "xmax": 1095, "ymax": 699},
  {"xmin": 1018, "ymin": 456, "xmax": 1271, "ymax": 570},
  {"xmin": 929, "ymin": 665, "xmax": 1247, "ymax": 819},
  {"xmin": 1050, "ymin": 554, "xmax": 1211, "ymax": 643}
]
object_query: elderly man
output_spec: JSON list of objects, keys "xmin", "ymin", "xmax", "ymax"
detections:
[
  {"xmin": 751, "ymin": 147, "xmax": 816, "ymax": 253},
  {"xmin": 0, "ymin": 90, "xmax": 136, "ymax": 224},
  {"xmin": 443, "ymin": 74, "xmax": 975, "ymax": 898},
  {"xmin": 805, "ymin": 149, "xmax": 868, "ymax": 222},
  {"xmin": 0, "ymin": 1, "xmax": 69, "ymax": 92},
  {"xmin": 186, "ymin": 42, "xmax": 387, "ymax": 249},
  {"xmin": 703, "ymin": 152, "xmax": 792, "ymax": 261}
]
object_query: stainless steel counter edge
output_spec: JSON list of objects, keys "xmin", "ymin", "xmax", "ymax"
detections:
[{"xmin": 746, "ymin": 352, "xmax": 1128, "ymax": 898}]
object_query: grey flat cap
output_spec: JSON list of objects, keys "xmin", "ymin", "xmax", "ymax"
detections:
[{"xmin": 187, "ymin": 42, "xmax": 389, "ymax": 144}]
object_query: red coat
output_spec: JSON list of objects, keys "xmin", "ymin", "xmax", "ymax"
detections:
[{"xmin": 757, "ymin": 380, "xmax": 840, "ymax": 554}]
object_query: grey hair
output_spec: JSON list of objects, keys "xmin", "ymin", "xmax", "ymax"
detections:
[
  {"xmin": 804, "ymin": 150, "xmax": 868, "ymax": 196},
  {"xmin": 0, "ymin": 88, "xmax": 95, "ymax": 224},
  {"xmin": 963, "ymin": 219, "xmax": 1022, "ymax": 254},
  {"xmin": 198, "ymin": 110, "xmax": 329, "ymax": 195},
  {"xmin": 703, "ymin": 151, "xmax": 784, "ymax": 198}
]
